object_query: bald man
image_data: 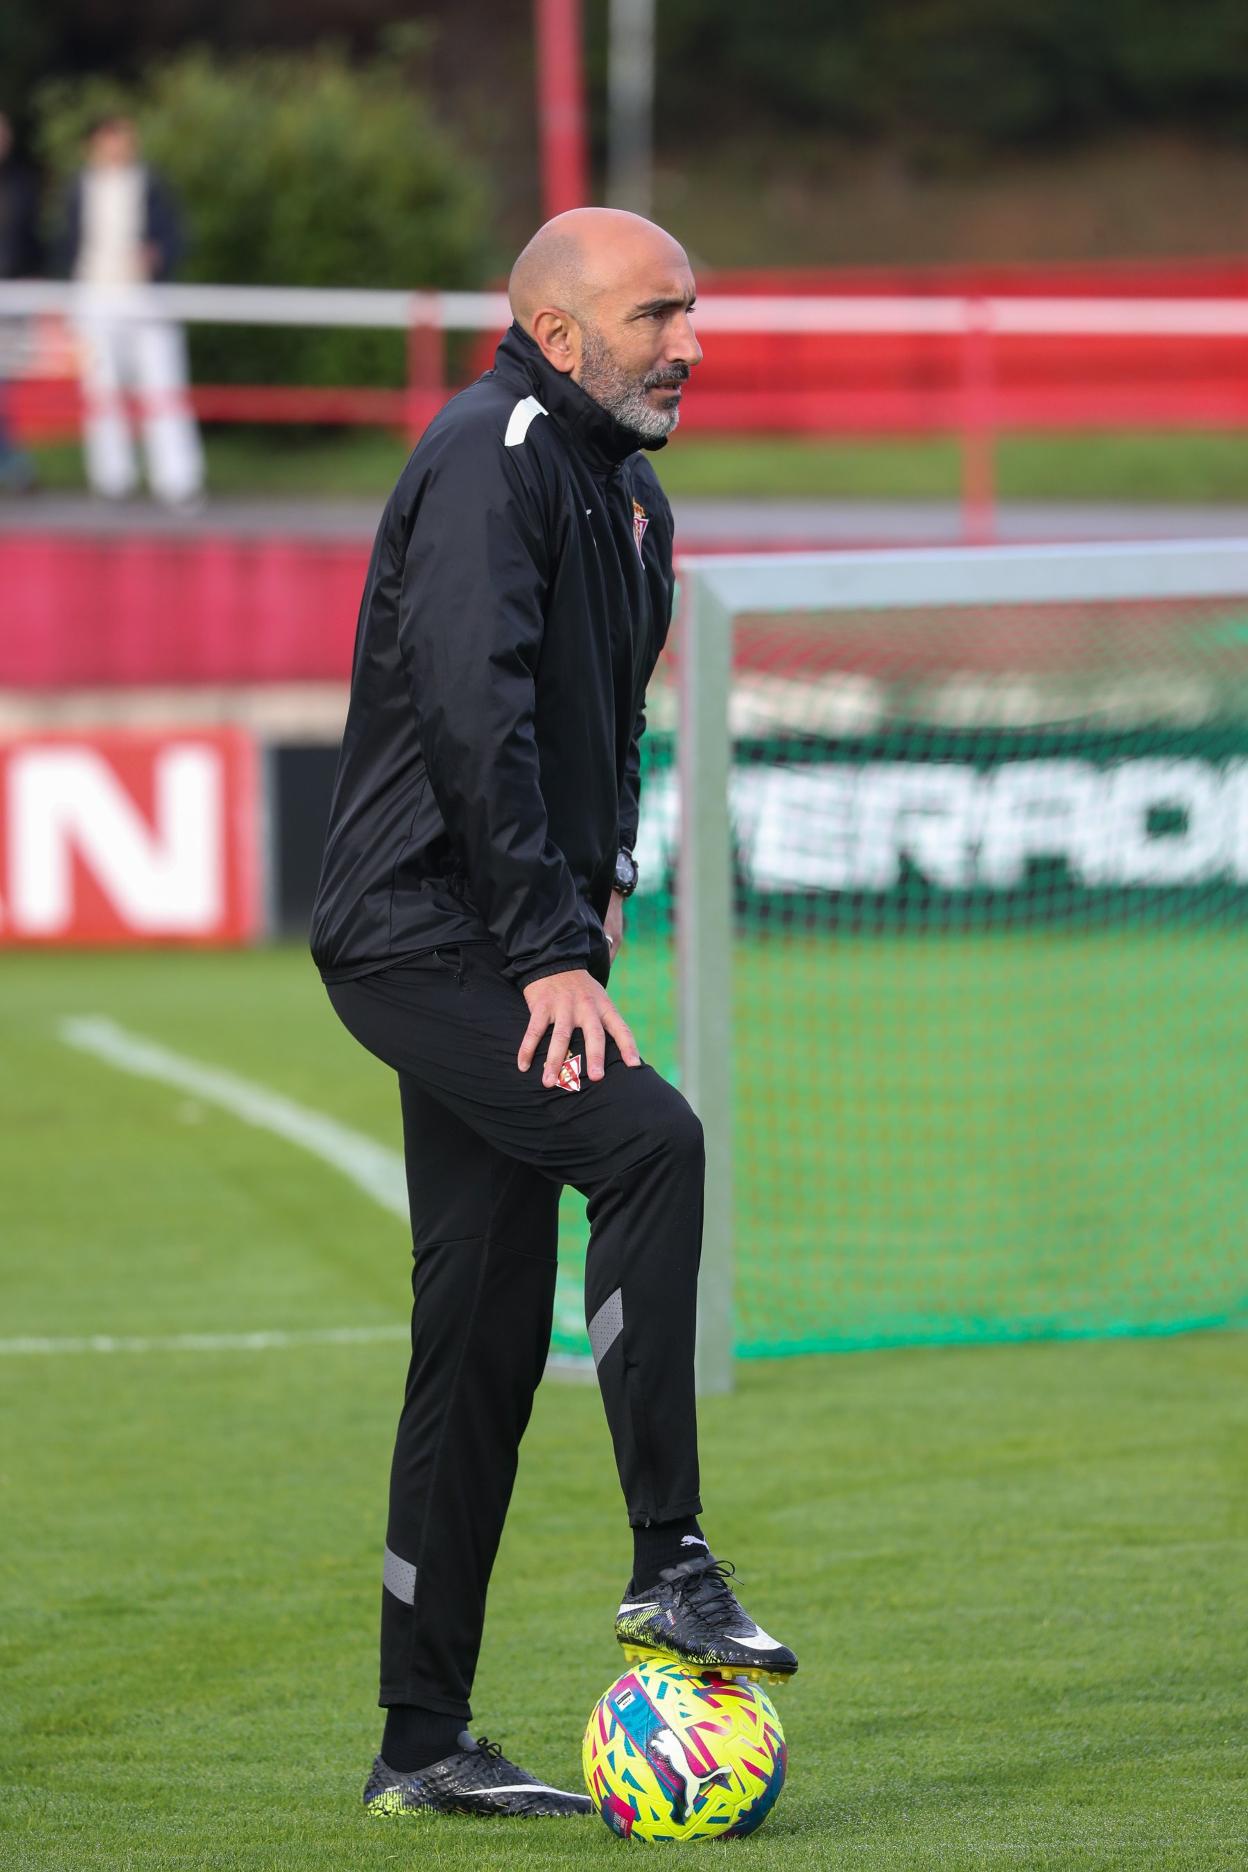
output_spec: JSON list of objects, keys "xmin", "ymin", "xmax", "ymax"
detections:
[{"xmin": 312, "ymin": 209, "xmax": 797, "ymax": 1819}]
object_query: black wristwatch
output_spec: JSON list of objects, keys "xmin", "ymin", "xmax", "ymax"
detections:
[{"xmin": 613, "ymin": 848, "xmax": 639, "ymax": 898}]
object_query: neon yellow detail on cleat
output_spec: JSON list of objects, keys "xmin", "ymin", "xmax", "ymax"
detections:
[
  {"xmin": 618, "ymin": 1642, "xmax": 793, "ymax": 1688},
  {"xmin": 366, "ymin": 1788, "xmax": 432, "ymax": 1817}
]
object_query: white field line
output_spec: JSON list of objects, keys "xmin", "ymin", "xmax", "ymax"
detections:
[
  {"xmin": 0, "ymin": 1325, "xmax": 596, "ymax": 1377},
  {"xmin": 61, "ymin": 1013, "xmax": 411, "ymax": 1215},
  {"xmin": 0, "ymin": 1324, "xmax": 410, "ymax": 1357},
  {"xmin": 41, "ymin": 1016, "xmax": 594, "ymax": 1378}
]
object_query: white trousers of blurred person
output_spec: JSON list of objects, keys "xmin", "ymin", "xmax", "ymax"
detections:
[{"xmin": 77, "ymin": 309, "xmax": 203, "ymax": 505}]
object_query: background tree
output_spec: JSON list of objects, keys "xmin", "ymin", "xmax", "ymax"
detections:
[{"xmin": 35, "ymin": 42, "xmax": 495, "ymax": 387}]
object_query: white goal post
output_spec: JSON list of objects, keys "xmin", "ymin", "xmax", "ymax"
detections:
[{"xmin": 678, "ymin": 538, "xmax": 1248, "ymax": 1396}]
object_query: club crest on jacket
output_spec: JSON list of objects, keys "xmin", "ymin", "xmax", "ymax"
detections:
[{"xmin": 632, "ymin": 499, "xmax": 649, "ymax": 562}]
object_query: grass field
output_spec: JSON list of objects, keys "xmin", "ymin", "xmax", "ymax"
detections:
[
  {"xmin": 24, "ymin": 428, "xmax": 1248, "ymax": 503},
  {"xmin": 2, "ymin": 945, "xmax": 1246, "ymax": 1869},
  {"xmin": 539, "ymin": 922, "xmax": 1246, "ymax": 1358}
]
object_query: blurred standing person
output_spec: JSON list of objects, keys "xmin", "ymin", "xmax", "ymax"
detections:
[
  {"xmin": 62, "ymin": 115, "xmax": 203, "ymax": 506},
  {"xmin": 0, "ymin": 110, "xmax": 40, "ymax": 493}
]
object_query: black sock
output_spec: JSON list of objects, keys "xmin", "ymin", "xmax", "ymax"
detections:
[
  {"xmin": 632, "ymin": 1517, "xmax": 709, "ymax": 1591},
  {"xmin": 381, "ymin": 1704, "xmax": 465, "ymax": 1773}
]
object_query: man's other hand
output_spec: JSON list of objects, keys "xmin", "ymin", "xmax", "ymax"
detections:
[
  {"xmin": 518, "ymin": 969, "xmax": 641, "ymax": 1086},
  {"xmin": 604, "ymin": 889, "xmax": 625, "ymax": 960}
]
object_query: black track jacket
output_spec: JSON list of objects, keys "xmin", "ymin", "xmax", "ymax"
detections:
[{"xmin": 311, "ymin": 324, "xmax": 675, "ymax": 990}]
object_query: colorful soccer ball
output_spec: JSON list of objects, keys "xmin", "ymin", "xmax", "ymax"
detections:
[{"xmin": 582, "ymin": 1659, "xmax": 787, "ymax": 1842}]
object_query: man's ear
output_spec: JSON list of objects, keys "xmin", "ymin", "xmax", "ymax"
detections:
[{"xmin": 531, "ymin": 307, "xmax": 579, "ymax": 376}]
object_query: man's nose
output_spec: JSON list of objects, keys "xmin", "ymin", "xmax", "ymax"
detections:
[{"xmin": 667, "ymin": 312, "xmax": 702, "ymax": 369}]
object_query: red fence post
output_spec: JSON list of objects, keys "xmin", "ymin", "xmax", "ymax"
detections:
[
  {"xmin": 960, "ymin": 297, "xmax": 997, "ymax": 544},
  {"xmin": 534, "ymin": 0, "xmax": 589, "ymax": 218},
  {"xmin": 406, "ymin": 297, "xmax": 445, "ymax": 446}
]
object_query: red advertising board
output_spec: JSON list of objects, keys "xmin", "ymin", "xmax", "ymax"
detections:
[{"xmin": 0, "ymin": 728, "xmax": 261, "ymax": 945}]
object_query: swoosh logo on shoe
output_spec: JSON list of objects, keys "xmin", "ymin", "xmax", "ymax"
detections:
[
  {"xmin": 478, "ymin": 1783, "xmax": 584, "ymax": 1800},
  {"xmin": 723, "ymin": 1625, "xmax": 785, "ymax": 1652},
  {"xmin": 617, "ymin": 1600, "xmax": 660, "ymax": 1617}
]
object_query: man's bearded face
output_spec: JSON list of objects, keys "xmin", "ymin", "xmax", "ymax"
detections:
[{"xmin": 577, "ymin": 322, "xmax": 691, "ymax": 442}]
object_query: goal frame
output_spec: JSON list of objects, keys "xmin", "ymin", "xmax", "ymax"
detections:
[{"xmin": 678, "ymin": 537, "xmax": 1248, "ymax": 1395}]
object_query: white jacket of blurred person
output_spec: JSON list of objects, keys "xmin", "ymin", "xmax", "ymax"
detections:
[{"xmin": 71, "ymin": 117, "xmax": 203, "ymax": 506}]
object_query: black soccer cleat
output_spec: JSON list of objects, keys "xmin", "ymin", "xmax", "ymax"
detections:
[
  {"xmin": 614, "ymin": 1555, "xmax": 798, "ymax": 1686},
  {"xmin": 363, "ymin": 1733, "xmax": 593, "ymax": 1818}
]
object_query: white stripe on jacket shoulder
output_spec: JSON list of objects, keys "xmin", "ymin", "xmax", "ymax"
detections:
[{"xmin": 504, "ymin": 395, "xmax": 548, "ymax": 447}]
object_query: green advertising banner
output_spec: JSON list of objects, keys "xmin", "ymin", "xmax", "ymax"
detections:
[{"xmin": 632, "ymin": 725, "xmax": 1248, "ymax": 927}]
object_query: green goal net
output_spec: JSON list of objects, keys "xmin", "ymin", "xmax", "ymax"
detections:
[{"xmin": 551, "ymin": 542, "xmax": 1248, "ymax": 1384}]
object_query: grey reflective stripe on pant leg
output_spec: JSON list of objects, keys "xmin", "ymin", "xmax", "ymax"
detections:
[
  {"xmin": 588, "ymin": 1287, "xmax": 623, "ymax": 1367},
  {"xmin": 383, "ymin": 1543, "xmax": 417, "ymax": 1605}
]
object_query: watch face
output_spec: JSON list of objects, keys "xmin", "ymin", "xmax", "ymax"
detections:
[{"xmin": 614, "ymin": 852, "xmax": 639, "ymax": 896}]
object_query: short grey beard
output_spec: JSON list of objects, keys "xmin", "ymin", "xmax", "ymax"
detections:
[{"xmin": 578, "ymin": 326, "xmax": 681, "ymax": 442}]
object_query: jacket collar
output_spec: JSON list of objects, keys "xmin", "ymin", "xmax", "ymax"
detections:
[{"xmin": 493, "ymin": 322, "xmax": 665, "ymax": 470}]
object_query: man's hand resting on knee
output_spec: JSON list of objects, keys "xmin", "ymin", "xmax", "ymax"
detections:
[{"xmin": 518, "ymin": 970, "xmax": 642, "ymax": 1086}]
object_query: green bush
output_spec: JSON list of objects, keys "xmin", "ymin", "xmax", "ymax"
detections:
[{"xmin": 35, "ymin": 45, "xmax": 497, "ymax": 389}]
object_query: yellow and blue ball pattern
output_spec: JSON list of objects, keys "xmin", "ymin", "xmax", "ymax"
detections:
[{"xmin": 582, "ymin": 1659, "xmax": 787, "ymax": 1842}]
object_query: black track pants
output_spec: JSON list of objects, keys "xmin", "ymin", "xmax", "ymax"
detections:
[{"xmin": 326, "ymin": 942, "xmax": 704, "ymax": 1718}]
